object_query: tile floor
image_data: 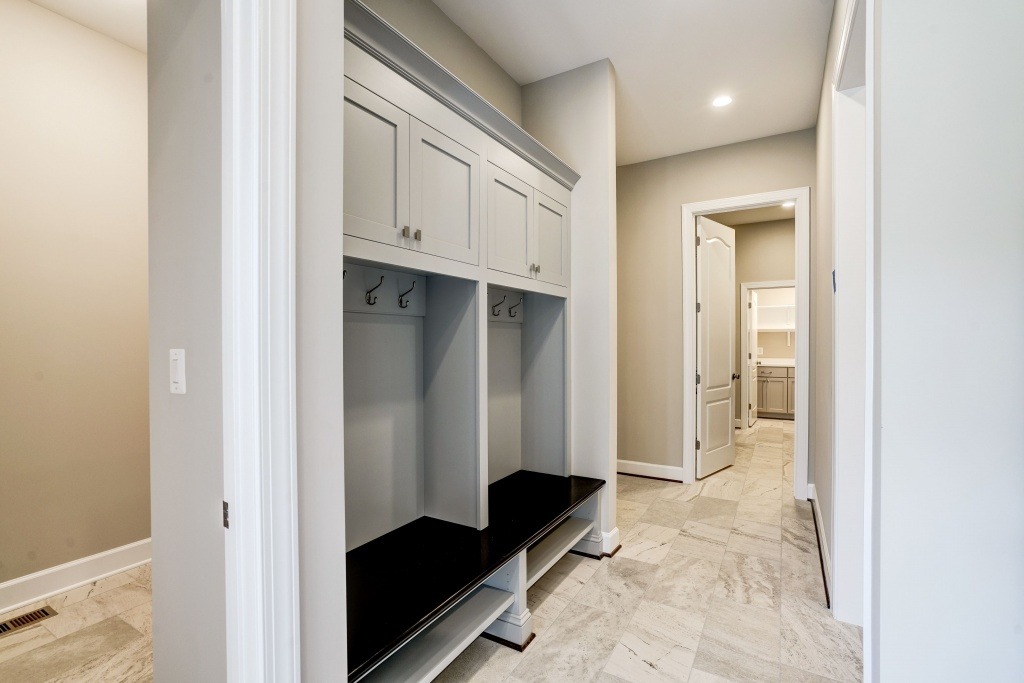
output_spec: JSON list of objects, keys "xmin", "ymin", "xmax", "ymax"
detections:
[
  {"xmin": 0, "ymin": 419, "xmax": 861, "ymax": 682},
  {"xmin": 0, "ymin": 563, "xmax": 152, "ymax": 682},
  {"xmin": 436, "ymin": 419, "xmax": 863, "ymax": 682}
]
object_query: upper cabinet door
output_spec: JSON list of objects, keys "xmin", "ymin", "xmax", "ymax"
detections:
[
  {"xmin": 487, "ymin": 163, "xmax": 534, "ymax": 278},
  {"xmin": 534, "ymin": 192, "xmax": 569, "ymax": 287},
  {"xmin": 344, "ymin": 78, "xmax": 410, "ymax": 246},
  {"xmin": 410, "ymin": 120, "xmax": 479, "ymax": 265}
]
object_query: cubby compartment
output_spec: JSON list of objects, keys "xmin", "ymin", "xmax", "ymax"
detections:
[
  {"xmin": 487, "ymin": 286, "xmax": 568, "ymax": 484},
  {"xmin": 344, "ymin": 262, "xmax": 481, "ymax": 551}
]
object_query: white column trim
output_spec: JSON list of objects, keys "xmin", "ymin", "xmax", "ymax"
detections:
[{"xmin": 222, "ymin": 1, "xmax": 300, "ymax": 681}]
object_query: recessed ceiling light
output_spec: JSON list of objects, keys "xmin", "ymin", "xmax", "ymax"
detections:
[
  {"xmin": 712, "ymin": 95, "xmax": 733, "ymax": 108},
  {"xmin": 782, "ymin": 201, "xmax": 796, "ymax": 208}
]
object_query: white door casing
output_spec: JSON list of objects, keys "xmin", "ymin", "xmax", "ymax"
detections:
[
  {"xmin": 748, "ymin": 289, "xmax": 759, "ymax": 427},
  {"xmin": 696, "ymin": 216, "xmax": 737, "ymax": 478}
]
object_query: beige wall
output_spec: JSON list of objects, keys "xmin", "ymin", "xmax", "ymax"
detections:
[
  {"xmin": 362, "ymin": 0, "xmax": 523, "ymax": 123},
  {"xmin": 0, "ymin": 0, "xmax": 149, "ymax": 583},
  {"xmin": 758, "ymin": 332, "xmax": 795, "ymax": 360},
  {"xmin": 617, "ymin": 129, "xmax": 814, "ymax": 468}
]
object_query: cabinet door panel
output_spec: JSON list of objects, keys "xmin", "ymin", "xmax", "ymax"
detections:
[
  {"xmin": 535, "ymin": 192, "xmax": 569, "ymax": 287},
  {"xmin": 344, "ymin": 78, "xmax": 410, "ymax": 246},
  {"xmin": 764, "ymin": 377, "xmax": 787, "ymax": 413},
  {"xmin": 410, "ymin": 120, "xmax": 479, "ymax": 264},
  {"xmin": 487, "ymin": 164, "xmax": 533, "ymax": 278},
  {"xmin": 787, "ymin": 377, "xmax": 795, "ymax": 413}
]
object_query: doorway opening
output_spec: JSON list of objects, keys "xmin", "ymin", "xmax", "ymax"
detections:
[
  {"xmin": 681, "ymin": 188, "xmax": 811, "ymax": 499},
  {"xmin": 741, "ymin": 282, "xmax": 797, "ymax": 428}
]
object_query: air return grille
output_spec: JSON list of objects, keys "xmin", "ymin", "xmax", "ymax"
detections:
[{"xmin": 0, "ymin": 606, "xmax": 57, "ymax": 637}]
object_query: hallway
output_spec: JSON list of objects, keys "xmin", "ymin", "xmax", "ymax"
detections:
[{"xmin": 438, "ymin": 418, "xmax": 862, "ymax": 682}]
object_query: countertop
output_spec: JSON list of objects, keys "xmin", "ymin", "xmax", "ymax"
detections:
[{"xmin": 756, "ymin": 358, "xmax": 796, "ymax": 368}]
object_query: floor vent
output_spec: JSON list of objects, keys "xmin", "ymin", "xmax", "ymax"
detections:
[{"xmin": 0, "ymin": 606, "xmax": 57, "ymax": 638}]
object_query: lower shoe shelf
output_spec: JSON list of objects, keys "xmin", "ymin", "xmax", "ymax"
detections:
[
  {"xmin": 361, "ymin": 586, "xmax": 515, "ymax": 683},
  {"xmin": 525, "ymin": 516, "xmax": 594, "ymax": 589},
  {"xmin": 347, "ymin": 470, "xmax": 604, "ymax": 681}
]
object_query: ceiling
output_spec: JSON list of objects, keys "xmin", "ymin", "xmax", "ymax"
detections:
[
  {"xmin": 432, "ymin": 0, "xmax": 834, "ymax": 165},
  {"xmin": 710, "ymin": 204, "xmax": 795, "ymax": 227},
  {"xmin": 30, "ymin": 0, "xmax": 146, "ymax": 53}
]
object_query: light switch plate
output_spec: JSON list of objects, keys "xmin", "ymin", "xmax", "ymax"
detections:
[
  {"xmin": 170, "ymin": 349, "xmax": 186, "ymax": 394},
  {"xmin": 757, "ymin": 347, "xmax": 764, "ymax": 355}
]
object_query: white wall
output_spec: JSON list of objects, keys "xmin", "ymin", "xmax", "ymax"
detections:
[
  {"xmin": 522, "ymin": 60, "xmax": 619, "ymax": 551},
  {"xmin": 0, "ymin": 0, "xmax": 149, "ymax": 584},
  {"xmin": 874, "ymin": 0, "xmax": 1024, "ymax": 678},
  {"xmin": 147, "ymin": 0, "xmax": 226, "ymax": 678}
]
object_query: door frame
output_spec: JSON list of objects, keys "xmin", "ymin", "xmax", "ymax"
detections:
[
  {"xmin": 740, "ymin": 280, "xmax": 797, "ymax": 429},
  {"xmin": 681, "ymin": 187, "xmax": 810, "ymax": 499}
]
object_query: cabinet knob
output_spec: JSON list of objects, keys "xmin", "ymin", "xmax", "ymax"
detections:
[
  {"xmin": 535, "ymin": 263, "xmax": 541, "ymax": 274},
  {"xmin": 414, "ymin": 229, "xmax": 422, "ymax": 241},
  {"xmin": 401, "ymin": 225, "xmax": 411, "ymax": 238}
]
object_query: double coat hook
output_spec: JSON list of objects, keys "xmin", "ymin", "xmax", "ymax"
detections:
[
  {"xmin": 491, "ymin": 295, "xmax": 507, "ymax": 316},
  {"xmin": 365, "ymin": 275, "xmax": 384, "ymax": 305},
  {"xmin": 508, "ymin": 297, "xmax": 523, "ymax": 318},
  {"xmin": 398, "ymin": 281, "xmax": 416, "ymax": 308}
]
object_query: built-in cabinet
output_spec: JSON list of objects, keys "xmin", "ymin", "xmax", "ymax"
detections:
[
  {"xmin": 341, "ymin": 4, "xmax": 600, "ymax": 680},
  {"xmin": 757, "ymin": 365, "xmax": 795, "ymax": 419}
]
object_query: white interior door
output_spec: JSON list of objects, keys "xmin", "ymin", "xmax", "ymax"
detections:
[
  {"xmin": 697, "ymin": 216, "xmax": 736, "ymax": 478},
  {"xmin": 748, "ymin": 289, "xmax": 759, "ymax": 427}
]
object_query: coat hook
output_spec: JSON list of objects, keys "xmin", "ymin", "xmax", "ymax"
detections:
[
  {"xmin": 398, "ymin": 280, "xmax": 416, "ymax": 308},
  {"xmin": 508, "ymin": 297, "xmax": 523, "ymax": 318},
  {"xmin": 491, "ymin": 295, "xmax": 507, "ymax": 316},
  {"xmin": 343, "ymin": 269, "xmax": 347, "ymax": 280},
  {"xmin": 365, "ymin": 275, "xmax": 384, "ymax": 305}
]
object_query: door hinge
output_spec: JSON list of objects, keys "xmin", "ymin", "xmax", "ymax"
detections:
[
  {"xmin": 696, "ymin": 373, "xmax": 701, "ymax": 385},
  {"xmin": 696, "ymin": 235, "xmax": 701, "ymax": 247},
  {"xmin": 696, "ymin": 302, "xmax": 701, "ymax": 313},
  {"xmin": 695, "ymin": 439, "xmax": 701, "ymax": 450},
  {"xmin": 223, "ymin": 501, "xmax": 230, "ymax": 529},
  {"xmin": 748, "ymin": 302, "xmax": 752, "ymax": 308},
  {"xmin": 749, "ymin": 403, "xmax": 752, "ymax": 409}
]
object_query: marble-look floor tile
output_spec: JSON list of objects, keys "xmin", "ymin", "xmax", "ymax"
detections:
[
  {"xmin": 758, "ymin": 429, "xmax": 785, "ymax": 444},
  {"xmin": 627, "ymin": 599, "xmax": 706, "ymax": 652},
  {"xmin": 691, "ymin": 639, "xmax": 781, "ymax": 683},
  {"xmin": 741, "ymin": 476, "xmax": 784, "ymax": 500},
  {"xmin": 618, "ymin": 476, "xmax": 671, "ymax": 504},
  {"xmin": 714, "ymin": 552, "xmax": 782, "ymax": 610},
  {"xmin": 617, "ymin": 523, "xmax": 679, "ymax": 565},
  {"xmin": 781, "ymin": 595, "xmax": 862, "ymax": 682},
  {"xmin": 511, "ymin": 602, "xmax": 631, "ymax": 683},
  {"xmin": 602, "ymin": 632, "xmax": 694, "ymax": 682},
  {"xmin": 127, "ymin": 564, "xmax": 152, "ymax": 590},
  {"xmin": 670, "ymin": 521, "xmax": 730, "ymax": 563},
  {"xmin": 43, "ymin": 583, "xmax": 151, "ymax": 639},
  {"xmin": 118, "ymin": 602, "xmax": 152, "ymax": 638},
  {"xmin": 699, "ymin": 471, "xmax": 746, "ymax": 501},
  {"xmin": 727, "ymin": 519, "xmax": 782, "ymax": 561},
  {"xmin": 783, "ymin": 498, "xmax": 814, "ymax": 522},
  {"xmin": 689, "ymin": 496, "xmax": 739, "ymax": 529},
  {"xmin": 574, "ymin": 556, "xmax": 658, "ymax": 614},
  {"xmin": 781, "ymin": 548, "xmax": 827, "ymax": 606},
  {"xmin": 435, "ymin": 635, "xmax": 524, "ymax": 682},
  {"xmin": 0, "ymin": 625, "xmax": 56, "ymax": 665},
  {"xmin": 532, "ymin": 552, "xmax": 600, "ymax": 601},
  {"xmin": 657, "ymin": 481, "xmax": 704, "ymax": 503},
  {"xmin": 781, "ymin": 663, "xmax": 843, "ymax": 682},
  {"xmin": 782, "ymin": 517, "xmax": 818, "ymax": 557},
  {"xmin": 46, "ymin": 572, "xmax": 136, "ymax": 611},
  {"xmin": 645, "ymin": 552, "xmax": 720, "ymax": 613},
  {"xmin": 699, "ymin": 597, "xmax": 781, "ymax": 664},
  {"xmin": 617, "ymin": 499, "xmax": 650, "ymax": 533},
  {"xmin": 638, "ymin": 498, "xmax": 694, "ymax": 531},
  {"xmin": 44, "ymin": 635, "xmax": 152, "ymax": 683},
  {"xmin": 0, "ymin": 618, "xmax": 141, "ymax": 683},
  {"xmin": 736, "ymin": 498, "xmax": 782, "ymax": 526}
]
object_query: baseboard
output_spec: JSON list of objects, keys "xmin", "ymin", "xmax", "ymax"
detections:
[
  {"xmin": 807, "ymin": 485, "xmax": 833, "ymax": 600},
  {"xmin": 734, "ymin": 418, "xmax": 743, "ymax": 428},
  {"xmin": 617, "ymin": 459, "xmax": 686, "ymax": 482},
  {"xmin": 602, "ymin": 527, "xmax": 620, "ymax": 556},
  {"xmin": 0, "ymin": 538, "xmax": 151, "ymax": 615}
]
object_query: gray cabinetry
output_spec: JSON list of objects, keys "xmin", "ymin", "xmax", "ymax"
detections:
[{"xmin": 757, "ymin": 365, "xmax": 795, "ymax": 419}]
